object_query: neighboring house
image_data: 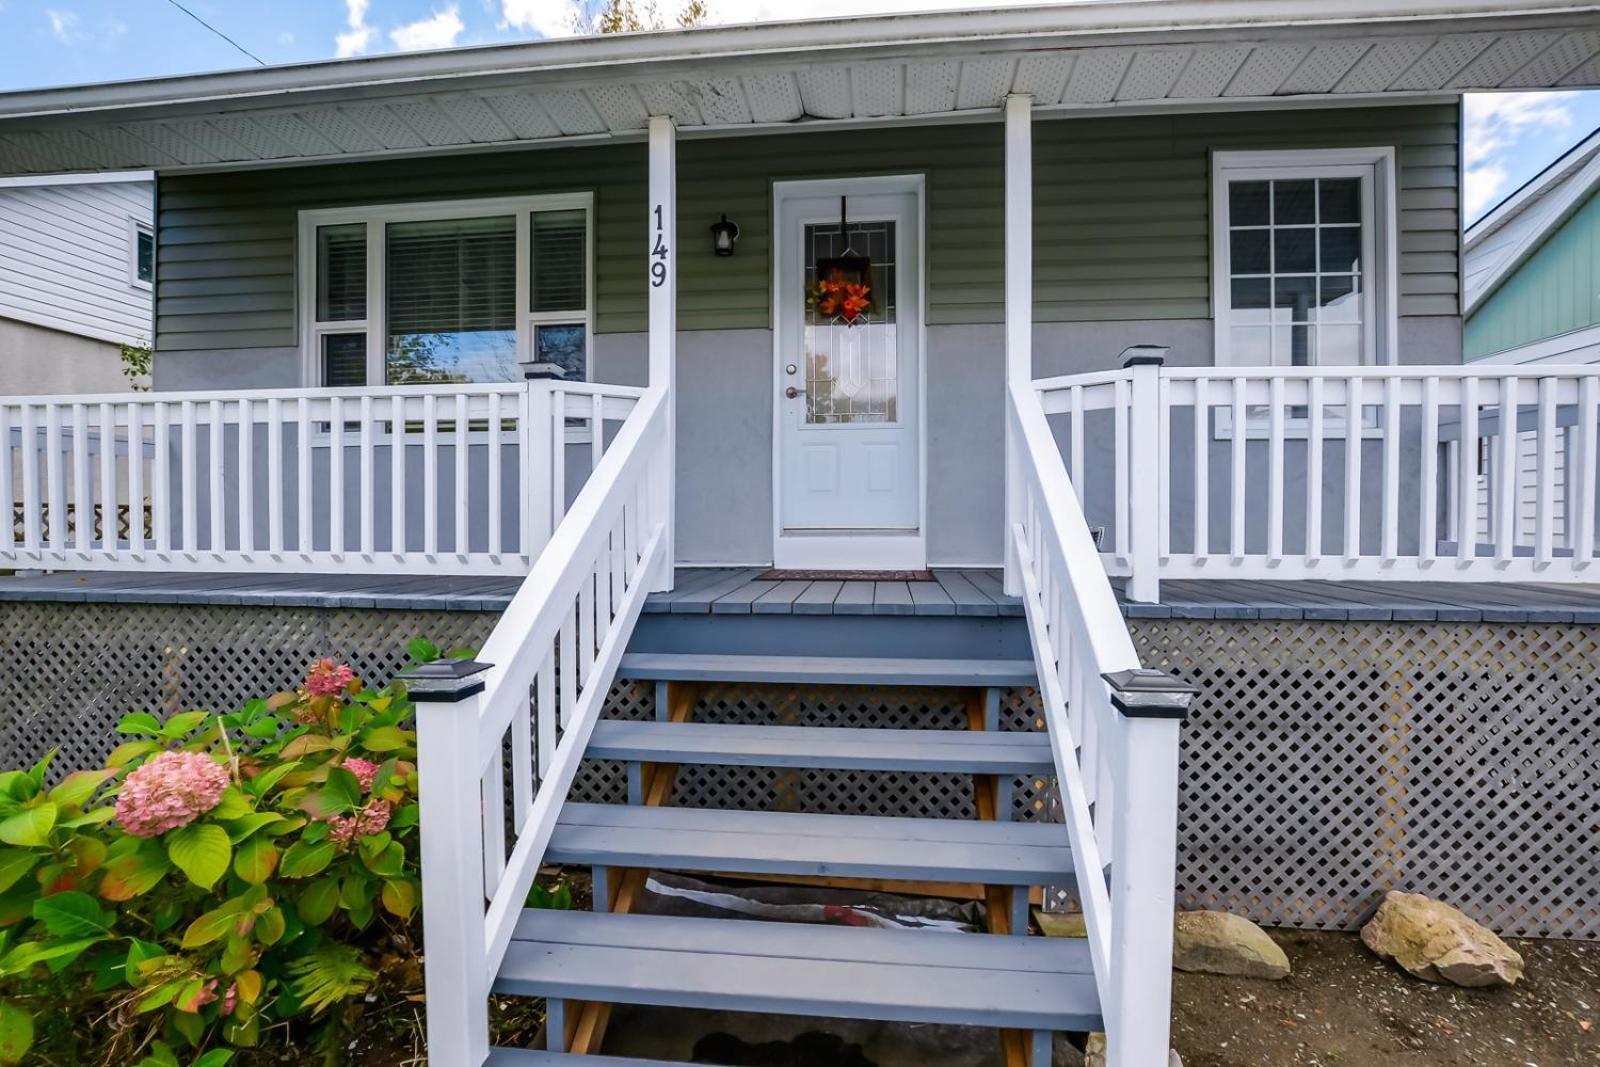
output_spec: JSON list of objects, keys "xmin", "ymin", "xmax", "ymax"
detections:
[
  {"xmin": 1465, "ymin": 126, "xmax": 1600, "ymax": 364},
  {"xmin": 0, "ymin": 4, "xmax": 1598, "ymax": 1067},
  {"xmin": 0, "ymin": 171, "xmax": 153, "ymax": 393}
]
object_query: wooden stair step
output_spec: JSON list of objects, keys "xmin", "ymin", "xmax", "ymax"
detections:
[
  {"xmin": 585, "ymin": 720, "xmax": 1053, "ymax": 773},
  {"xmin": 616, "ymin": 652, "xmax": 1036, "ymax": 687},
  {"xmin": 549, "ymin": 804, "xmax": 1071, "ymax": 885},
  {"xmin": 494, "ymin": 910, "xmax": 1100, "ymax": 1032}
]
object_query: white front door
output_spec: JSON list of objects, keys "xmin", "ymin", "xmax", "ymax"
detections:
[{"xmin": 774, "ymin": 177, "xmax": 923, "ymax": 569}]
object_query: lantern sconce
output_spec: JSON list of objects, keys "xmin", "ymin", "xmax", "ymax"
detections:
[{"xmin": 710, "ymin": 214, "xmax": 740, "ymax": 256}]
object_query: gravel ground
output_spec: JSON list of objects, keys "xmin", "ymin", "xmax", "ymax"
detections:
[{"xmin": 1172, "ymin": 929, "xmax": 1600, "ymax": 1067}]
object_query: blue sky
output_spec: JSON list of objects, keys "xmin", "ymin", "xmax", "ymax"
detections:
[{"xmin": 0, "ymin": 0, "xmax": 1596, "ymax": 223}]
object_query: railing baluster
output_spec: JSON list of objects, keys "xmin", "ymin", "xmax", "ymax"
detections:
[
  {"xmin": 454, "ymin": 393, "xmax": 469, "ymax": 558},
  {"xmin": 1381, "ymin": 377, "xmax": 1400, "ymax": 564},
  {"xmin": 511, "ymin": 685, "xmax": 534, "ymax": 835},
  {"xmin": 179, "ymin": 400, "xmax": 197, "ymax": 558},
  {"xmin": 1069, "ymin": 384, "xmax": 1085, "ymax": 505},
  {"xmin": 208, "ymin": 399, "xmax": 224, "ymax": 556},
  {"xmin": 1458, "ymin": 377, "xmax": 1480, "ymax": 562},
  {"xmin": 152, "ymin": 402, "xmax": 170, "ymax": 558},
  {"xmin": 1535, "ymin": 377, "xmax": 1556, "ymax": 566},
  {"xmin": 1343, "ymin": 376, "xmax": 1363, "ymax": 562},
  {"xmin": 360, "ymin": 395, "xmax": 375, "ymax": 559},
  {"xmin": 424, "ymin": 394, "xmax": 438, "ymax": 558},
  {"xmin": 1192, "ymin": 377, "xmax": 1208, "ymax": 559},
  {"xmin": 21, "ymin": 405, "xmax": 40, "ymax": 555},
  {"xmin": 296, "ymin": 397, "xmax": 312, "ymax": 557},
  {"xmin": 551, "ymin": 389, "xmax": 566, "ymax": 527},
  {"xmin": 1229, "ymin": 377, "xmax": 1245, "ymax": 561},
  {"xmin": 238, "ymin": 399, "xmax": 254, "ymax": 557},
  {"xmin": 1419, "ymin": 377, "xmax": 1439, "ymax": 565},
  {"xmin": 1306, "ymin": 377, "xmax": 1324, "ymax": 563},
  {"xmin": 391, "ymin": 396, "xmax": 407, "ymax": 558},
  {"xmin": 71, "ymin": 404, "xmax": 90, "ymax": 557},
  {"xmin": 488, "ymin": 391, "xmax": 503, "ymax": 558},
  {"xmin": 1578, "ymin": 376, "xmax": 1599, "ymax": 568},
  {"xmin": 558, "ymin": 608, "xmax": 577, "ymax": 733},
  {"xmin": 1113, "ymin": 376, "xmax": 1130, "ymax": 560},
  {"xmin": 129, "ymin": 402, "xmax": 145, "ymax": 560},
  {"xmin": 480, "ymin": 760, "xmax": 508, "ymax": 895},
  {"xmin": 267, "ymin": 399, "xmax": 282, "ymax": 557},
  {"xmin": 577, "ymin": 561, "xmax": 596, "ymax": 686},
  {"xmin": 535, "ymin": 650, "xmax": 557, "ymax": 792},
  {"xmin": 1494, "ymin": 376, "xmax": 1520, "ymax": 563},
  {"xmin": 1267, "ymin": 377, "xmax": 1284, "ymax": 564},
  {"xmin": 0, "ymin": 405, "xmax": 14, "ymax": 558},
  {"xmin": 329, "ymin": 396, "xmax": 345, "ymax": 559},
  {"xmin": 98, "ymin": 402, "xmax": 116, "ymax": 557},
  {"xmin": 591, "ymin": 393, "xmax": 605, "ymax": 472}
]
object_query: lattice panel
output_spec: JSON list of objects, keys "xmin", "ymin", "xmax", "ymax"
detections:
[
  {"xmin": 0, "ymin": 602, "xmax": 496, "ymax": 777},
  {"xmin": 1133, "ymin": 619, "xmax": 1600, "ymax": 939}
]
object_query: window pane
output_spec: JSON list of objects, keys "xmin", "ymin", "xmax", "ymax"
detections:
[
  {"xmin": 1229, "ymin": 181, "xmax": 1270, "ymax": 226},
  {"xmin": 386, "ymin": 216, "xmax": 517, "ymax": 384},
  {"xmin": 1319, "ymin": 275, "xmax": 1361, "ymax": 322},
  {"xmin": 1230, "ymin": 278, "xmax": 1270, "ymax": 326},
  {"xmin": 1230, "ymin": 230, "xmax": 1270, "ymax": 274},
  {"xmin": 322, "ymin": 333, "xmax": 366, "ymax": 387},
  {"xmin": 1273, "ymin": 180, "xmax": 1316, "ymax": 224},
  {"xmin": 535, "ymin": 324, "xmax": 587, "ymax": 380},
  {"xmin": 1319, "ymin": 226, "xmax": 1362, "ymax": 273},
  {"xmin": 136, "ymin": 229, "xmax": 154, "ymax": 284},
  {"xmin": 1273, "ymin": 276, "xmax": 1318, "ymax": 322},
  {"xmin": 1273, "ymin": 228, "xmax": 1316, "ymax": 273},
  {"xmin": 1230, "ymin": 327, "xmax": 1271, "ymax": 366},
  {"xmin": 317, "ymin": 223, "xmax": 366, "ymax": 322},
  {"xmin": 532, "ymin": 210, "xmax": 587, "ymax": 313},
  {"xmin": 1319, "ymin": 178, "xmax": 1360, "ymax": 223},
  {"xmin": 1317, "ymin": 324, "xmax": 1363, "ymax": 366},
  {"xmin": 1278, "ymin": 324, "xmax": 1313, "ymax": 367}
]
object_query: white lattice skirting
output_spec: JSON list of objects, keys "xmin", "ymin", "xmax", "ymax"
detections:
[{"xmin": 0, "ymin": 602, "xmax": 1592, "ymax": 939}]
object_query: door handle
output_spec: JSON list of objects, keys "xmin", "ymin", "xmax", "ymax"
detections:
[{"xmin": 785, "ymin": 386, "xmax": 806, "ymax": 399}]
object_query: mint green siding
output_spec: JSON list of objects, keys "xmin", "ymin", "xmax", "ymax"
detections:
[
  {"xmin": 155, "ymin": 103, "xmax": 1458, "ymax": 356},
  {"xmin": 1466, "ymin": 188, "xmax": 1600, "ymax": 360}
]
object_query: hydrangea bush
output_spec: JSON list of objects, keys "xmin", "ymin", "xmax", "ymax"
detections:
[{"xmin": 0, "ymin": 642, "xmax": 449, "ymax": 1066}]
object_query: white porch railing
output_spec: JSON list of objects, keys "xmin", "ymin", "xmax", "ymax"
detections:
[
  {"xmin": 0, "ymin": 379, "xmax": 644, "ymax": 575},
  {"xmin": 1039, "ymin": 361, "xmax": 1600, "ymax": 600},
  {"xmin": 413, "ymin": 385, "xmax": 669, "ymax": 1066},
  {"xmin": 1007, "ymin": 380, "xmax": 1188, "ymax": 1067}
]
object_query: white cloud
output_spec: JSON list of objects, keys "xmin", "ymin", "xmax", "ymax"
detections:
[
  {"xmin": 44, "ymin": 8, "xmax": 82, "ymax": 43},
  {"xmin": 1464, "ymin": 91, "xmax": 1581, "ymax": 217},
  {"xmin": 391, "ymin": 6, "xmax": 466, "ymax": 50},
  {"xmin": 336, "ymin": 0, "xmax": 373, "ymax": 57},
  {"xmin": 502, "ymin": 0, "xmax": 576, "ymax": 38}
]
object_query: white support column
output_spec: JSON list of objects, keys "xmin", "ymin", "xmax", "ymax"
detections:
[
  {"xmin": 1003, "ymin": 94, "xmax": 1033, "ymax": 596},
  {"xmin": 1125, "ymin": 352, "xmax": 1166, "ymax": 603},
  {"xmin": 648, "ymin": 115, "xmax": 677, "ymax": 592}
]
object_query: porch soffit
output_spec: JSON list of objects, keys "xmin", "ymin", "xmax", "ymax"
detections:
[{"xmin": 0, "ymin": 0, "xmax": 1598, "ymax": 177}]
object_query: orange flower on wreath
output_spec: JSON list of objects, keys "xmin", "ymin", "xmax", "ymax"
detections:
[{"xmin": 810, "ymin": 270, "xmax": 872, "ymax": 325}]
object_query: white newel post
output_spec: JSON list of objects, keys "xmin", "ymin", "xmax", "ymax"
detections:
[
  {"xmin": 411, "ymin": 660, "xmax": 493, "ymax": 1067},
  {"xmin": 1102, "ymin": 669, "xmax": 1192, "ymax": 1067},
  {"xmin": 1003, "ymin": 94, "xmax": 1033, "ymax": 596},
  {"xmin": 1124, "ymin": 350, "xmax": 1166, "ymax": 603},
  {"xmin": 648, "ymin": 114, "xmax": 677, "ymax": 592}
]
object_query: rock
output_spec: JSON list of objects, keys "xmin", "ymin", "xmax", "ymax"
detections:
[
  {"xmin": 1034, "ymin": 909, "xmax": 1087, "ymax": 938},
  {"xmin": 1172, "ymin": 910, "xmax": 1291, "ymax": 979},
  {"xmin": 1360, "ymin": 891, "xmax": 1524, "ymax": 988},
  {"xmin": 1084, "ymin": 1033, "xmax": 1183, "ymax": 1067}
]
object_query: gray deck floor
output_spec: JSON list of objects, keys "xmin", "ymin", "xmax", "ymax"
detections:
[{"xmin": 1, "ymin": 567, "xmax": 1598, "ymax": 622}]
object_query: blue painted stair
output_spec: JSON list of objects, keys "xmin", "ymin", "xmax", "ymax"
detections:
[{"xmin": 490, "ymin": 652, "xmax": 1088, "ymax": 1065}]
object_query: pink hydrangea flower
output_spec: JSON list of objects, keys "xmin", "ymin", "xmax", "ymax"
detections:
[
  {"xmin": 342, "ymin": 757, "xmax": 380, "ymax": 793},
  {"xmin": 327, "ymin": 800, "xmax": 392, "ymax": 847},
  {"xmin": 220, "ymin": 982, "xmax": 238, "ymax": 1017},
  {"xmin": 305, "ymin": 659, "xmax": 356, "ymax": 698},
  {"xmin": 114, "ymin": 751, "xmax": 230, "ymax": 838}
]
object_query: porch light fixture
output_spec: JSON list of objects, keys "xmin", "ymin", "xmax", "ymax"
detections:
[{"xmin": 710, "ymin": 214, "xmax": 740, "ymax": 256}]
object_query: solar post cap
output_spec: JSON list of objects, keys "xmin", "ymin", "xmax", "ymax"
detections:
[
  {"xmin": 400, "ymin": 658, "xmax": 493, "ymax": 703},
  {"xmin": 1101, "ymin": 667, "xmax": 1197, "ymax": 721}
]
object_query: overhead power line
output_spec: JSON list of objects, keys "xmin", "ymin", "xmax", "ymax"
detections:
[{"xmin": 162, "ymin": 0, "xmax": 267, "ymax": 67}]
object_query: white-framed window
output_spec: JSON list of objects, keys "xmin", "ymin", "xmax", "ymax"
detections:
[
  {"xmin": 1211, "ymin": 148, "xmax": 1398, "ymax": 368},
  {"xmin": 128, "ymin": 220, "xmax": 154, "ymax": 288},
  {"xmin": 297, "ymin": 193, "xmax": 593, "ymax": 387}
]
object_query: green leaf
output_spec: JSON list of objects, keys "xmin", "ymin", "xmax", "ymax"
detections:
[
  {"xmin": 0, "ymin": 774, "xmax": 35, "ymax": 807},
  {"xmin": 134, "ymin": 1040, "xmax": 180, "ymax": 1066},
  {"xmin": 360, "ymin": 726, "xmax": 410, "ymax": 753},
  {"xmin": 47, "ymin": 769, "xmax": 115, "ymax": 810},
  {"xmin": 0, "ymin": 1001, "xmax": 32, "ymax": 1067},
  {"xmin": 298, "ymin": 877, "xmax": 340, "ymax": 926},
  {"xmin": 285, "ymin": 944, "xmax": 375, "ymax": 1015},
  {"xmin": 193, "ymin": 1050, "xmax": 234, "ymax": 1067},
  {"xmin": 243, "ymin": 761, "xmax": 298, "ymax": 799},
  {"xmin": 116, "ymin": 713, "xmax": 163, "ymax": 736},
  {"xmin": 26, "ymin": 752, "xmax": 54, "ymax": 789},
  {"xmin": 31, "ymin": 891, "xmax": 112, "ymax": 938},
  {"xmin": 362, "ymin": 841, "xmax": 405, "ymax": 879},
  {"xmin": 278, "ymin": 840, "xmax": 335, "ymax": 880},
  {"xmin": 0, "ymin": 854, "xmax": 37, "ymax": 895},
  {"xmin": 59, "ymin": 807, "xmax": 116, "ymax": 830},
  {"xmin": 233, "ymin": 838, "xmax": 278, "ymax": 885},
  {"xmin": 379, "ymin": 878, "xmax": 417, "ymax": 919},
  {"xmin": 106, "ymin": 740, "xmax": 161, "ymax": 768},
  {"xmin": 159, "ymin": 711, "xmax": 209, "ymax": 740},
  {"xmin": 211, "ymin": 788, "xmax": 253, "ymax": 821},
  {"xmin": 0, "ymin": 805, "xmax": 55, "ymax": 848},
  {"xmin": 305, "ymin": 767, "xmax": 361, "ymax": 819},
  {"xmin": 243, "ymin": 719, "xmax": 281, "ymax": 741},
  {"xmin": 390, "ymin": 803, "xmax": 420, "ymax": 829},
  {"xmin": 181, "ymin": 901, "xmax": 244, "ymax": 949},
  {"xmin": 445, "ymin": 646, "xmax": 477, "ymax": 660},
  {"xmin": 124, "ymin": 939, "xmax": 165, "ymax": 983},
  {"xmin": 98, "ymin": 842, "xmax": 170, "ymax": 902},
  {"xmin": 166, "ymin": 824, "xmax": 231, "ymax": 891},
  {"xmin": 407, "ymin": 638, "xmax": 440, "ymax": 663},
  {"xmin": 223, "ymin": 812, "xmax": 287, "ymax": 844},
  {"xmin": 0, "ymin": 937, "xmax": 99, "ymax": 978}
]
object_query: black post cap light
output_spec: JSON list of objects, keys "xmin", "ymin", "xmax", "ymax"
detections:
[
  {"xmin": 400, "ymin": 658, "xmax": 492, "ymax": 703},
  {"xmin": 710, "ymin": 214, "xmax": 740, "ymax": 256}
]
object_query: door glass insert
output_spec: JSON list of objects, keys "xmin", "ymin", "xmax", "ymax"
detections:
[{"xmin": 804, "ymin": 220, "xmax": 897, "ymax": 424}]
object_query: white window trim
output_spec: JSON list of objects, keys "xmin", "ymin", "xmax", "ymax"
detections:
[
  {"xmin": 1210, "ymin": 147, "xmax": 1399, "ymax": 369},
  {"xmin": 128, "ymin": 219, "xmax": 154, "ymax": 290},
  {"xmin": 296, "ymin": 192, "xmax": 595, "ymax": 387}
]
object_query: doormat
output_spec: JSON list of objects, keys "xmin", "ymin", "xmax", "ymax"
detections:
[{"xmin": 756, "ymin": 569, "xmax": 933, "ymax": 581}]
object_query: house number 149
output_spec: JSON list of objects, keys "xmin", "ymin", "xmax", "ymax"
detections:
[{"xmin": 649, "ymin": 204, "xmax": 669, "ymax": 287}]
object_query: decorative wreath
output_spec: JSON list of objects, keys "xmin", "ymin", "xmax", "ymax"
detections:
[{"xmin": 809, "ymin": 268, "xmax": 872, "ymax": 326}]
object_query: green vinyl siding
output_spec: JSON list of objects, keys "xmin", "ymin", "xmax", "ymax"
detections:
[
  {"xmin": 155, "ymin": 103, "xmax": 1458, "ymax": 354},
  {"xmin": 1466, "ymin": 187, "xmax": 1600, "ymax": 360}
]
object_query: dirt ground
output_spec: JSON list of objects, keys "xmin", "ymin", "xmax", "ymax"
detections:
[{"xmin": 1171, "ymin": 929, "xmax": 1600, "ymax": 1067}]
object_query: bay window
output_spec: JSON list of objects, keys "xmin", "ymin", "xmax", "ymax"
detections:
[
  {"xmin": 299, "ymin": 194, "xmax": 592, "ymax": 386},
  {"xmin": 1212, "ymin": 149, "xmax": 1397, "ymax": 368}
]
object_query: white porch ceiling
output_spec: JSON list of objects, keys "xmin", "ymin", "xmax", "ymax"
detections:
[{"xmin": 0, "ymin": 0, "xmax": 1598, "ymax": 176}]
